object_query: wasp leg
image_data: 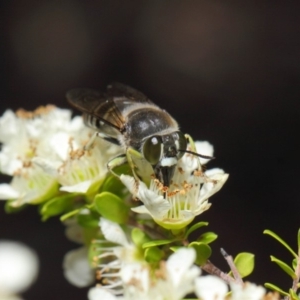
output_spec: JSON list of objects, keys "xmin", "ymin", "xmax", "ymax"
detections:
[
  {"xmin": 107, "ymin": 154, "xmax": 128, "ymax": 177},
  {"xmin": 126, "ymin": 147, "xmax": 154, "ymax": 187},
  {"xmin": 84, "ymin": 132, "xmax": 99, "ymax": 150},
  {"xmin": 84, "ymin": 132, "xmax": 120, "ymax": 150}
]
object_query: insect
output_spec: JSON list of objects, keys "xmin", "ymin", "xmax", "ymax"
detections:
[{"xmin": 66, "ymin": 83, "xmax": 211, "ymax": 187}]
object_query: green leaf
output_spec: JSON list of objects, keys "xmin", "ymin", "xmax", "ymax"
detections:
[
  {"xmin": 293, "ymin": 258, "xmax": 297, "ymax": 270},
  {"xmin": 131, "ymin": 228, "xmax": 151, "ymax": 247},
  {"xmin": 233, "ymin": 252, "xmax": 255, "ymax": 278},
  {"xmin": 189, "ymin": 242, "xmax": 212, "ymax": 266},
  {"xmin": 197, "ymin": 232, "xmax": 218, "ymax": 244},
  {"xmin": 185, "ymin": 222, "xmax": 208, "ymax": 238},
  {"xmin": 81, "ymin": 227, "xmax": 100, "ymax": 245},
  {"xmin": 289, "ymin": 288, "xmax": 300, "ymax": 300},
  {"xmin": 264, "ymin": 283, "xmax": 289, "ymax": 296},
  {"xmin": 77, "ymin": 210, "xmax": 100, "ymax": 228},
  {"xmin": 100, "ymin": 172, "xmax": 129, "ymax": 198},
  {"xmin": 40, "ymin": 193, "xmax": 75, "ymax": 221},
  {"xmin": 144, "ymin": 247, "xmax": 164, "ymax": 263},
  {"xmin": 264, "ymin": 229, "xmax": 297, "ymax": 258},
  {"xmin": 142, "ymin": 239, "xmax": 173, "ymax": 249},
  {"xmin": 94, "ymin": 192, "xmax": 129, "ymax": 224},
  {"xmin": 270, "ymin": 256, "xmax": 296, "ymax": 279}
]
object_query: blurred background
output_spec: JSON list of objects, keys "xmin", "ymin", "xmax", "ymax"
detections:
[{"xmin": 1, "ymin": 1, "xmax": 300, "ymax": 299}]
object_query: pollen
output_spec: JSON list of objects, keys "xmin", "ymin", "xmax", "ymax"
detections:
[
  {"xmin": 16, "ymin": 105, "xmax": 56, "ymax": 118},
  {"xmin": 22, "ymin": 161, "xmax": 32, "ymax": 168},
  {"xmin": 155, "ymin": 261, "xmax": 167, "ymax": 280},
  {"xmin": 167, "ymin": 189, "xmax": 180, "ymax": 197},
  {"xmin": 68, "ymin": 137, "xmax": 85, "ymax": 159},
  {"xmin": 178, "ymin": 167, "xmax": 184, "ymax": 174},
  {"xmin": 193, "ymin": 169, "xmax": 202, "ymax": 177},
  {"xmin": 96, "ymin": 270, "xmax": 102, "ymax": 280}
]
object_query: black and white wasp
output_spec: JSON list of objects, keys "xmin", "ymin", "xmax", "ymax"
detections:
[{"xmin": 67, "ymin": 83, "xmax": 211, "ymax": 187}]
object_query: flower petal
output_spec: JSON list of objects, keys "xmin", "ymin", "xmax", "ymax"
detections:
[
  {"xmin": 195, "ymin": 141, "xmax": 214, "ymax": 165},
  {"xmin": 63, "ymin": 247, "xmax": 94, "ymax": 288},
  {"xmin": 60, "ymin": 180, "xmax": 92, "ymax": 193},
  {"xmin": 0, "ymin": 184, "xmax": 20, "ymax": 199},
  {"xmin": 166, "ymin": 248, "xmax": 199, "ymax": 287},
  {"xmin": 88, "ymin": 287, "xmax": 118, "ymax": 300},
  {"xmin": 120, "ymin": 175, "xmax": 170, "ymax": 219},
  {"xmin": 198, "ymin": 173, "xmax": 229, "ymax": 204},
  {"xmin": 195, "ymin": 275, "xmax": 228, "ymax": 300},
  {"xmin": 99, "ymin": 218, "xmax": 129, "ymax": 247}
]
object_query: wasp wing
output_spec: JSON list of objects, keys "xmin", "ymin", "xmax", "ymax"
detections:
[
  {"xmin": 66, "ymin": 83, "xmax": 156, "ymax": 142},
  {"xmin": 106, "ymin": 82, "xmax": 153, "ymax": 104}
]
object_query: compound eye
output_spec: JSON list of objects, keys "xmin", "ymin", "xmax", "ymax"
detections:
[
  {"xmin": 173, "ymin": 131, "xmax": 187, "ymax": 160},
  {"xmin": 143, "ymin": 136, "xmax": 163, "ymax": 165}
]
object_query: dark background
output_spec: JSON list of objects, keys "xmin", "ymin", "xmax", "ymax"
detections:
[{"xmin": 1, "ymin": 1, "xmax": 300, "ymax": 299}]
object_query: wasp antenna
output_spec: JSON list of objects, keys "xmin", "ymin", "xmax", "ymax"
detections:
[{"xmin": 178, "ymin": 149, "xmax": 215, "ymax": 160}]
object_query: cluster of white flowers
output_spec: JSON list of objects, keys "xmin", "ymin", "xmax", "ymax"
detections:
[
  {"xmin": 79, "ymin": 218, "xmax": 278, "ymax": 300},
  {"xmin": 0, "ymin": 106, "xmax": 120, "ymax": 206},
  {"xmin": 0, "ymin": 106, "xmax": 281, "ymax": 299}
]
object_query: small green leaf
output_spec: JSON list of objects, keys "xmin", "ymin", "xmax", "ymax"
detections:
[
  {"xmin": 144, "ymin": 247, "xmax": 164, "ymax": 263},
  {"xmin": 264, "ymin": 283, "xmax": 289, "ymax": 296},
  {"xmin": 131, "ymin": 228, "xmax": 151, "ymax": 247},
  {"xmin": 185, "ymin": 222, "xmax": 208, "ymax": 238},
  {"xmin": 292, "ymin": 258, "xmax": 297, "ymax": 270},
  {"xmin": 94, "ymin": 192, "xmax": 129, "ymax": 224},
  {"xmin": 100, "ymin": 172, "xmax": 129, "ymax": 198},
  {"xmin": 289, "ymin": 288, "xmax": 300, "ymax": 300},
  {"xmin": 77, "ymin": 210, "xmax": 100, "ymax": 228},
  {"xmin": 233, "ymin": 252, "xmax": 255, "ymax": 278},
  {"xmin": 197, "ymin": 232, "xmax": 218, "ymax": 244},
  {"xmin": 264, "ymin": 229, "xmax": 297, "ymax": 258},
  {"xmin": 189, "ymin": 242, "xmax": 212, "ymax": 266},
  {"xmin": 142, "ymin": 239, "xmax": 173, "ymax": 249},
  {"xmin": 40, "ymin": 193, "xmax": 75, "ymax": 221},
  {"xmin": 270, "ymin": 256, "xmax": 296, "ymax": 279}
]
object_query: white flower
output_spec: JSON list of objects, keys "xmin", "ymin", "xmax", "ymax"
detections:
[
  {"xmin": 121, "ymin": 141, "xmax": 228, "ymax": 229},
  {"xmin": 89, "ymin": 247, "xmax": 200, "ymax": 300},
  {"xmin": 195, "ymin": 275, "xmax": 228, "ymax": 300},
  {"xmin": 0, "ymin": 240, "xmax": 39, "ymax": 299},
  {"xmin": 230, "ymin": 282, "xmax": 266, "ymax": 300},
  {"xmin": 63, "ymin": 246, "xmax": 95, "ymax": 287},
  {"xmin": 93, "ymin": 218, "xmax": 140, "ymax": 294},
  {"xmin": 153, "ymin": 248, "xmax": 201, "ymax": 300},
  {"xmin": 0, "ymin": 106, "xmax": 120, "ymax": 206},
  {"xmin": 0, "ymin": 107, "xmax": 69, "ymax": 205},
  {"xmin": 33, "ymin": 134, "xmax": 120, "ymax": 195}
]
